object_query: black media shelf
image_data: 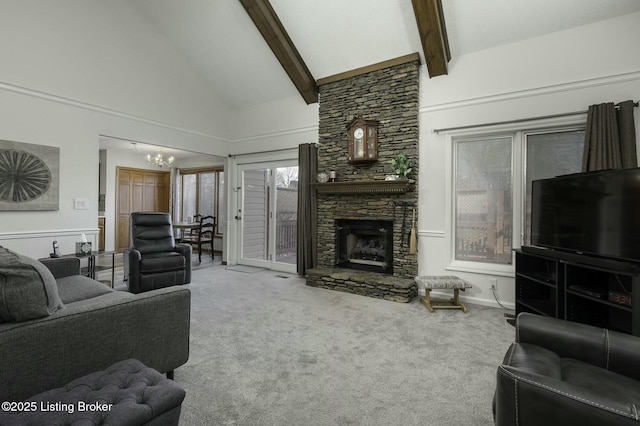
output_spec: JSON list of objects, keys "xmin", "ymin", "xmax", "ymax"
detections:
[{"xmin": 515, "ymin": 248, "xmax": 640, "ymax": 336}]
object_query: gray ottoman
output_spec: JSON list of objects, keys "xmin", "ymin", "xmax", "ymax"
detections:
[{"xmin": 0, "ymin": 358, "xmax": 185, "ymax": 426}]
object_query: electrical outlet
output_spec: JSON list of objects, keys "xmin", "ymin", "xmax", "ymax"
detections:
[{"xmin": 489, "ymin": 278, "xmax": 498, "ymax": 290}]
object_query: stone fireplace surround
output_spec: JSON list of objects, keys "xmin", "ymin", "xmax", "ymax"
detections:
[
  {"xmin": 305, "ymin": 57, "xmax": 419, "ymax": 303},
  {"xmin": 305, "ymin": 193, "xmax": 418, "ymax": 303}
]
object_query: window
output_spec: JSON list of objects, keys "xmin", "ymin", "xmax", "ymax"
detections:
[
  {"xmin": 455, "ymin": 136, "xmax": 513, "ymax": 264},
  {"xmin": 177, "ymin": 168, "xmax": 224, "ymax": 234},
  {"xmin": 452, "ymin": 127, "xmax": 584, "ymax": 267}
]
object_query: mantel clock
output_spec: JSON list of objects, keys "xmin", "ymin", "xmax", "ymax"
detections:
[{"xmin": 347, "ymin": 116, "xmax": 378, "ymax": 165}]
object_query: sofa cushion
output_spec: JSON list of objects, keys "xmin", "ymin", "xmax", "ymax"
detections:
[
  {"xmin": 0, "ymin": 247, "xmax": 64, "ymax": 322},
  {"xmin": 56, "ymin": 275, "xmax": 113, "ymax": 304},
  {"xmin": 561, "ymin": 358, "xmax": 640, "ymax": 404},
  {"xmin": 140, "ymin": 252, "xmax": 185, "ymax": 273}
]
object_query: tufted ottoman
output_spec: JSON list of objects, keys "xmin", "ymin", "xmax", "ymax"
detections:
[
  {"xmin": 415, "ymin": 275, "xmax": 473, "ymax": 313},
  {"xmin": 0, "ymin": 358, "xmax": 185, "ymax": 426}
]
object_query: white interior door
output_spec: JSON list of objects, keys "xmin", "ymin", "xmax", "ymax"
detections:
[{"xmin": 238, "ymin": 161, "xmax": 298, "ymax": 273}]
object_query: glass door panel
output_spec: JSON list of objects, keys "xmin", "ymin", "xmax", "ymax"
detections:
[
  {"xmin": 274, "ymin": 166, "xmax": 298, "ymax": 267},
  {"xmin": 238, "ymin": 162, "xmax": 297, "ymax": 273},
  {"xmin": 241, "ymin": 168, "xmax": 269, "ymax": 264}
]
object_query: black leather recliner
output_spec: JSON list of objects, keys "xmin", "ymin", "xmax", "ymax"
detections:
[
  {"xmin": 124, "ymin": 212, "xmax": 192, "ymax": 294},
  {"xmin": 494, "ymin": 312, "xmax": 640, "ymax": 426}
]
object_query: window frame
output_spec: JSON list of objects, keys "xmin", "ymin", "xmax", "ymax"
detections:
[
  {"xmin": 178, "ymin": 166, "xmax": 224, "ymax": 235},
  {"xmin": 444, "ymin": 115, "xmax": 586, "ymax": 277}
]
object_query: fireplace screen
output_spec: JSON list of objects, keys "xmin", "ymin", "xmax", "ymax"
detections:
[{"xmin": 335, "ymin": 219, "xmax": 393, "ymax": 274}]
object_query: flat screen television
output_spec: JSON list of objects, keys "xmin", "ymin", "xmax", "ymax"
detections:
[{"xmin": 530, "ymin": 167, "xmax": 640, "ymax": 264}]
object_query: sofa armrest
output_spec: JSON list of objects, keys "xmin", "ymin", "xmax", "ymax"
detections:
[
  {"xmin": 496, "ymin": 361, "xmax": 640, "ymax": 425},
  {"xmin": 0, "ymin": 286, "xmax": 190, "ymax": 401},
  {"xmin": 174, "ymin": 243, "xmax": 192, "ymax": 284},
  {"xmin": 39, "ymin": 257, "xmax": 81, "ymax": 279},
  {"xmin": 123, "ymin": 248, "xmax": 142, "ymax": 292},
  {"xmin": 516, "ymin": 313, "xmax": 640, "ymax": 378}
]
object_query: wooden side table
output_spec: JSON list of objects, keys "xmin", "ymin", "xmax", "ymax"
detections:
[{"xmin": 50, "ymin": 251, "xmax": 117, "ymax": 288}]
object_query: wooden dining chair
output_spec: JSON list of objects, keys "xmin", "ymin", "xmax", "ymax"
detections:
[
  {"xmin": 197, "ymin": 215, "xmax": 215, "ymax": 262},
  {"xmin": 183, "ymin": 215, "xmax": 215, "ymax": 262}
]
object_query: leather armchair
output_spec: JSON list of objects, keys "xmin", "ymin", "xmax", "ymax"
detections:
[
  {"xmin": 124, "ymin": 212, "xmax": 192, "ymax": 294},
  {"xmin": 494, "ymin": 313, "xmax": 640, "ymax": 426}
]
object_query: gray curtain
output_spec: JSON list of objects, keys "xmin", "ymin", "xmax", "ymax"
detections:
[
  {"xmin": 297, "ymin": 143, "xmax": 317, "ymax": 275},
  {"xmin": 582, "ymin": 100, "xmax": 638, "ymax": 171}
]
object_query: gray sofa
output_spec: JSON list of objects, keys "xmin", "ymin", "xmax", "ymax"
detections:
[{"xmin": 0, "ymin": 249, "xmax": 191, "ymax": 402}]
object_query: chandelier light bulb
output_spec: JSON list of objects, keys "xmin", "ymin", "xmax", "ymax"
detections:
[{"xmin": 145, "ymin": 151, "xmax": 174, "ymax": 168}]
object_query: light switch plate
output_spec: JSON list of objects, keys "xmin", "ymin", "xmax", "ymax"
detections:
[{"xmin": 74, "ymin": 198, "xmax": 89, "ymax": 210}]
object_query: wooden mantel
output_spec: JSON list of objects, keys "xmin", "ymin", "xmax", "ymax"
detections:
[{"xmin": 313, "ymin": 180, "xmax": 410, "ymax": 194}]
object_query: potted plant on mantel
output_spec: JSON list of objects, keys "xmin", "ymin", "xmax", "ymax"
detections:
[{"xmin": 387, "ymin": 153, "xmax": 412, "ymax": 180}]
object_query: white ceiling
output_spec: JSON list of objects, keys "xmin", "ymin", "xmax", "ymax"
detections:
[{"xmin": 128, "ymin": 0, "xmax": 640, "ymax": 110}]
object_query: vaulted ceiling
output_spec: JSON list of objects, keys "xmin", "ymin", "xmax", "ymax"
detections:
[{"xmin": 129, "ymin": 0, "xmax": 640, "ymax": 109}]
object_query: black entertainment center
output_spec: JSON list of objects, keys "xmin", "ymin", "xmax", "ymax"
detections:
[
  {"xmin": 515, "ymin": 248, "xmax": 640, "ymax": 335},
  {"xmin": 516, "ymin": 167, "xmax": 640, "ymax": 335}
]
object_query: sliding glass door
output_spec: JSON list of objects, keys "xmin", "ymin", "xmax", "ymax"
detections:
[{"xmin": 238, "ymin": 161, "xmax": 298, "ymax": 273}]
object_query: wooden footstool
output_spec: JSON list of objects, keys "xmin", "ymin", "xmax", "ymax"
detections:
[{"xmin": 415, "ymin": 275, "xmax": 472, "ymax": 313}]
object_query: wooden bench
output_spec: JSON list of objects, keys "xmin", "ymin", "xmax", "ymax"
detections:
[{"xmin": 414, "ymin": 275, "xmax": 472, "ymax": 313}]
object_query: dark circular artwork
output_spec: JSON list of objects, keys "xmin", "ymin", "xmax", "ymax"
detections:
[{"xmin": 0, "ymin": 149, "xmax": 52, "ymax": 203}]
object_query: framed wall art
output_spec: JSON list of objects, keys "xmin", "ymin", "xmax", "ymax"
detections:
[{"xmin": 0, "ymin": 139, "xmax": 60, "ymax": 211}]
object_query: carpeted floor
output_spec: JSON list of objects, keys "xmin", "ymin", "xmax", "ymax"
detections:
[{"xmin": 168, "ymin": 260, "xmax": 515, "ymax": 426}]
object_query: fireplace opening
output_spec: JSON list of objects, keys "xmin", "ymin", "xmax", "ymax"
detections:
[{"xmin": 336, "ymin": 219, "xmax": 393, "ymax": 274}]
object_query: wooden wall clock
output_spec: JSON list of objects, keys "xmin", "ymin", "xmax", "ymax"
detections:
[{"xmin": 347, "ymin": 116, "xmax": 379, "ymax": 166}]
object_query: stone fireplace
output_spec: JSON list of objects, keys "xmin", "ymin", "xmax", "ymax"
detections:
[{"xmin": 305, "ymin": 56, "xmax": 419, "ymax": 303}]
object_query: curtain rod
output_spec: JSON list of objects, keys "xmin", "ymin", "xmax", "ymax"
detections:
[
  {"xmin": 432, "ymin": 110, "xmax": 587, "ymax": 134},
  {"xmin": 228, "ymin": 146, "xmax": 303, "ymax": 158},
  {"xmin": 432, "ymin": 101, "xmax": 638, "ymax": 135}
]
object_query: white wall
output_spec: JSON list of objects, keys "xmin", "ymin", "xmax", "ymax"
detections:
[
  {"xmin": 0, "ymin": 90, "xmax": 101, "ymax": 257},
  {"xmin": 0, "ymin": 0, "xmax": 231, "ymax": 139},
  {"xmin": 418, "ymin": 12, "xmax": 640, "ymax": 308},
  {"xmin": 230, "ymin": 95, "xmax": 319, "ymax": 155},
  {"xmin": 0, "ymin": 0, "xmax": 233, "ymax": 258}
]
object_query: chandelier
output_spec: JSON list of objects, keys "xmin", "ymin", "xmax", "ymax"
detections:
[{"xmin": 146, "ymin": 153, "xmax": 174, "ymax": 168}]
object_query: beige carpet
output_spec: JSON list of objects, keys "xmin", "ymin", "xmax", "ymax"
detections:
[{"xmin": 175, "ymin": 262, "xmax": 514, "ymax": 425}]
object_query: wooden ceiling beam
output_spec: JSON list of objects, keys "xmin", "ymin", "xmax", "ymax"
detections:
[
  {"xmin": 411, "ymin": 0, "xmax": 451, "ymax": 77},
  {"xmin": 239, "ymin": 0, "xmax": 318, "ymax": 104}
]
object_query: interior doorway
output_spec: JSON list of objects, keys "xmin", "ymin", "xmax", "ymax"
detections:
[
  {"xmin": 115, "ymin": 167, "xmax": 170, "ymax": 252},
  {"xmin": 237, "ymin": 161, "xmax": 298, "ymax": 273}
]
